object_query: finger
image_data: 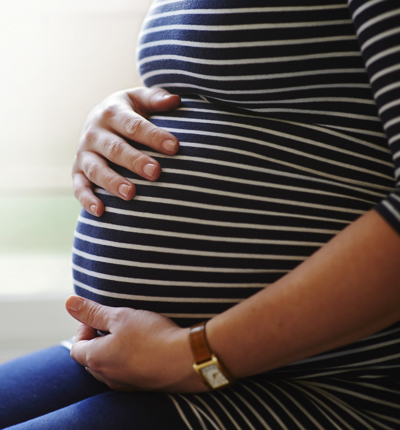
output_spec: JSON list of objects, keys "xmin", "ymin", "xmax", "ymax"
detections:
[
  {"xmin": 106, "ymin": 107, "xmax": 179, "ymax": 155},
  {"xmin": 65, "ymin": 296, "xmax": 112, "ymax": 333},
  {"xmin": 72, "ymin": 171, "xmax": 105, "ymax": 217},
  {"xmin": 70, "ymin": 336, "xmax": 104, "ymax": 370},
  {"xmin": 73, "ymin": 323, "xmax": 98, "ymax": 344},
  {"xmin": 127, "ymin": 87, "xmax": 181, "ymax": 114},
  {"xmin": 70, "ymin": 328, "xmax": 111, "ymax": 369},
  {"xmin": 102, "ymin": 92, "xmax": 180, "ymax": 156},
  {"xmin": 79, "ymin": 151, "xmax": 137, "ymax": 200},
  {"xmin": 90, "ymin": 129, "xmax": 162, "ymax": 181},
  {"xmin": 67, "ymin": 297, "xmax": 114, "ymax": 368}
]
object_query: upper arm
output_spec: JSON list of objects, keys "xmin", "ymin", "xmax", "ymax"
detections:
[{"xmin": 348, "ymin": 0, "xmax": 400, "ymax": 233}]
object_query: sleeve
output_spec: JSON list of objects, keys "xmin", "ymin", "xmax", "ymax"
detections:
[{"xmin": 348, "ymin": 0, "xmax": 400, "ymax": 234}]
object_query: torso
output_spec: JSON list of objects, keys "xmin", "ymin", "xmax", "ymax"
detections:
[
  {"xmin": 70, "ymin": 3, "xmax": 400, "ymax": 427},
  {"xmin": 73, "ymin": 0, "xmax": 395, "ymax": 327}
]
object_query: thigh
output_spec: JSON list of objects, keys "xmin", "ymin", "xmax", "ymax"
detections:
[
  {"xmin": 5, "ymin": 391, "xmax": 189, "ymax": 430},
  {"xmin": 0, "ymin": 346, "xmax": 110, "ymax": 429}
]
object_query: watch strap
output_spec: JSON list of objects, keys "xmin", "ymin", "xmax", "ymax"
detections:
[
  {"xmin": 189, "ymin": 321, "xmax": 234, "ymax": 390},
  {"xmin": 189, "ymin": 322, "xmax": 212, "ymax": 364}
]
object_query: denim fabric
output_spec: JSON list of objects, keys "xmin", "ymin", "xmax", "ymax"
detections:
[{"xmin": 0, "ymin": 346, "xmax": 185, "ymax": 430}]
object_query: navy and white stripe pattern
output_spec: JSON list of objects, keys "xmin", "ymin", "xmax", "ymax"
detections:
[
  {"xmin": 72, "ymin": 0, "xmax": 400, "ymax": 427},
  {"xmin": 348, "ymin": 0, "xmax": 400, "ymax": 232}
]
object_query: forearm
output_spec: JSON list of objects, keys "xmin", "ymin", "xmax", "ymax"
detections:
[
  {"xmin": 206, "ymin": 209, "xmax": 400, "ymax": 380},
  {"xmin": 66, "ymin": 209, "xmax": 400, "ymax": 393}
]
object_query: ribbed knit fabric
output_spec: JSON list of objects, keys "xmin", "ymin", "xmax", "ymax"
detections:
[{"xmin": 72, "ymin": 1, "xmax": 400, "ymax": 427}]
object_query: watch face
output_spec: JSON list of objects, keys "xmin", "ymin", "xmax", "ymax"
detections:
[{"xmin": 200, "ymin": 364, "xmax": 229, "ymax": 389}]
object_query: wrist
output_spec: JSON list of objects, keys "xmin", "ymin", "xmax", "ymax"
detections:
[{"xmin": 163, "ymin": 327, "xmax": 208, "ymax": 393}]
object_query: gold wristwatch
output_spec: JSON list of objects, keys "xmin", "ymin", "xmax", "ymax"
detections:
[{"xmin": 189, "ymin": 322, "xmax": 234, "ymax": 390}]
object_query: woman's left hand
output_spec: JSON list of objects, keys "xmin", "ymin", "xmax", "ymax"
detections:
[{"xmin": 65, "ymin": 296, "xmax": 206, "ymax": 393}]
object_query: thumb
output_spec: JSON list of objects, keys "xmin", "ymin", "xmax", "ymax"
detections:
[
  {"xmin": 150, "ymin": 90, "xmax": 181, "ymax": 112},
  {"xmin": 129, "ymin": 87, "xmax": 181, "ymax": 113},
  {"xmin": 65, "ymin": 296, "xmax": 110, "ymax": 332}
]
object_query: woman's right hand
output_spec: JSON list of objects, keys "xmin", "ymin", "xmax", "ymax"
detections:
[{"xmin": 72, "ymin": 87, "xmax": 181, "ymax": 217}]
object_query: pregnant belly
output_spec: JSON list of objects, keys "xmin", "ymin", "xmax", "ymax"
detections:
[{"xmin": 72, "ymin": 97, "xmax": 393, "ymax": 327}]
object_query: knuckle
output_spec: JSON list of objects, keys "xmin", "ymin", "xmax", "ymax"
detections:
[
  {"xmin": 102, "ymin": 172, "xmax": 120, "ymax": 193},
  {"xmin": 146, "ymin": 126, "xmax": 164, "ymax": 146},
  {"xmin": 85, "ymin": 304, "xmax": 103, "ymax": 327},
  {"xmin": 151, "ymin": 87, "xmax": 166, "ymax": 98},
  {"xmin": 111, "ymin": 308, "xmax": 125, "ymax": 323},
  {"xmin": 107, "ymin": 309, "xmax": 126, "ymax": 332},
  {"xmin": 81, "ymin": 127, "xmax": 98, "ymax": 147},
  {"xmin": 84, "ymin": 161, "xmax": 100, "ymax": 182},
  {"xmin": 86, "ymin": 353, "xmax": 102, "ymax": 373},
  {"xmin": 104, "ymin": 139, "xmax": 125, "ymax": 160},
  {"xmin": 124, "ymin": 117, "xmax": 144, "ymax": 137},
  {"xmin": 101, "ymin": 103, "xmax": 120, "ymax": 122},
  {"xmin": 73, "ymin": 186, "xmax": 81, "ymax": 200},
  {"xmin": 129, "ymin": 151, "xmax": 147, "ymax": 169}
]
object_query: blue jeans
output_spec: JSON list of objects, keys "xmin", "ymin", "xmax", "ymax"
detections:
[{"xmin": 0, "ymin": 346, "xmax": 186, "ymax": 429}]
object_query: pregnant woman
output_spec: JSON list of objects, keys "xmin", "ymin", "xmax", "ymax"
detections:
[{"xmin": 1, "ymin": 0, "xmax": 400, "ymax": 429}]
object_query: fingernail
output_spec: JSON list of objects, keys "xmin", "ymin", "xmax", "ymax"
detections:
[
  {"xmin": 143, "ymin": 163, "xmax": 156, "ymax": 178},
  {"xmin": 163, "ymin": 94, "xmax": 174, "ymax": 99},
  {"xmin": 162, "ymin": 139, "xmax": 177, "ymax": 153},
  {"xmin": 90, "ymin": 205, "xmax": 97, "ymax": 216},
  {"xmin": 67, "ymin": 296, "xmax": 85, "ymax": 312},
  {"xmin": 118, "ymin": 184, "xmax": 131, "ymax": 198}
]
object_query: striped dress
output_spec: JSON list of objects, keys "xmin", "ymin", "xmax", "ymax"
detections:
[{"xmin": 72, "ymin": 0, "xmax": 400, "ymax": 428}]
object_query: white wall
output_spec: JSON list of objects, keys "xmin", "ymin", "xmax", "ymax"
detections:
[
  {"xmin": 0, "ymin": 0, "xmax": 152, "ymax": 192},
  {"xmin": 0, "ymin": 0, "xmax": 153, "ymax": 363}
]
